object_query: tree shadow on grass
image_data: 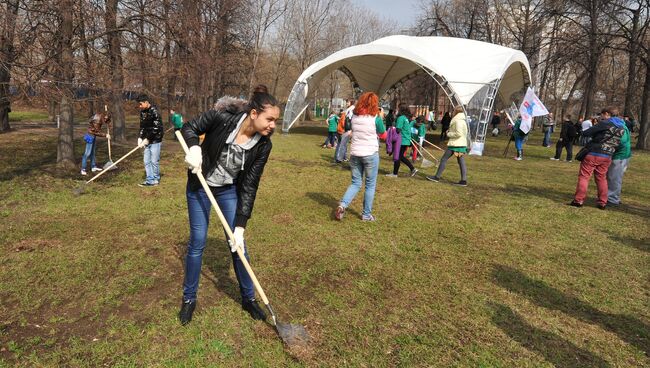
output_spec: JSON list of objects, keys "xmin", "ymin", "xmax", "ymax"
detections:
[
  {"xmin": 492, "ymin": 264, "xmax": 650, "ymax": 355},
  {"xmin": 305, "ymin": 192, "xmax": 360, "ymax": 219},
  {"xmin": 0, "ymin": 151, "xmax": 58, "ymax": 182},
  {"xmin": 502, "ymin": 184, "xmax": 650, "ymax": 220},
  {"xmin": 602, "ymin": 230, "xmax": 650, "ymax": 253},
  {"xmin": 503, "ymin": 184, "xmax": 572, "ymax": 204},
  {"xmin": 489, "ymin": 302, "xmax": 610, "ymax": 367}
]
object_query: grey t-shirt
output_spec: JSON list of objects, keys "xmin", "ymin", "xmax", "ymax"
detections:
[{"xmin": 206, "ymin": 114, "xmax": 261, "ymax": 187}]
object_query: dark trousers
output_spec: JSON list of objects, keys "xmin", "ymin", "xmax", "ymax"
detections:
[
  {"xmin": 554, "ymin": 139, "xmax": 573, "ymax": 161},
  {"xmin": 393, "ymin": 144, "xmax": 415, "ymax": 175}
]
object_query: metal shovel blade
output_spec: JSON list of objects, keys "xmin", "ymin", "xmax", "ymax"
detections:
[
  {"xmin": 276, "ymin": 321, "xmax": 310, "ymax": 348},
  {"xmin": 103, "ymin": 160, "xmax": 116, "ymax": 171}
]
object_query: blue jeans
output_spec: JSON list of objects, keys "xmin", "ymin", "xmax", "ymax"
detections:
[
  {"xmin": 335, "ymin": 132, "xmax": 350, "ymax": 161},
  {"xmin": 81, "ymin": 139, "xmax": 97, "ymax": 170},
  {"xmin": 340, "ymin": 152, "xmax": 379, "ymax": 216},
  {"xmin": 143, "ymin": 142, "xmax": 161, "ymax": 184},
  {"xmin": 183, "ymin": 184, "xmax": 254, "ymax": 302},
  {"xmin": 515, "ymin": 136, "xmax": 524, "ymax": 151},
  {"xmin": 543, "ymin": 130, "xmax": 552, "ymax": 146}
]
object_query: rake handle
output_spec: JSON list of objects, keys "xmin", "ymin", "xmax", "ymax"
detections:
[
  {"xmin": 411, "ymin": 139, "xmax": 439, "ymax": 163},
  {"xmin": 174, "ymin": 130, "xmax": 271, "ymax": 307},
  {"xmin": 86, "ymin": 144, "xmax": 141, "ymax": 184}
]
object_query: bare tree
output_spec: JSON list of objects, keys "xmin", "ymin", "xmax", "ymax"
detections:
[
  {"xmin": 0, "ymin": 0, "xmax": 20, "ymax": 132},
  {"xmin": 56, "ymin": 0, "xmax": 76, "ymax": 168}
]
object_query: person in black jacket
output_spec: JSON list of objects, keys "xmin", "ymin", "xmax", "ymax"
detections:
[
  {"xmin": 136, "ymin": 95, "xmax": 164, "ymax": 186},
  {"xmin": 550, "ymin": 114, "xmax": 577, "ymax": 161},
  {"xmin": 440, "ymin": 112, "xmax": 451, "ymax": 141},
  {"xmin": 178, "ymin": 85, "xmax": 279, "ymax": 325}
]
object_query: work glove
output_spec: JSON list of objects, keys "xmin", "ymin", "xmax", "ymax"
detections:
[
  {"xmin": 137, "ymin": 138, "xmax": 149, "ymax": 147},
  {"xmin": 185, "ymin": 145, "xmax": 202, "ymax": 174},
  {"xmin": 106, "ymin": 133, "xmax": 111, "ymax": 140},
  {"xmin": 228, "ymin": 226, "xmax": 245, "ymax": 253}
]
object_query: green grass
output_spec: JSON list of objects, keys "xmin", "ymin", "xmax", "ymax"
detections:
[
  {"xmin": 8, "ymin": 110, "xmax": 49, "ymax": 122},
  {"xmin": 0, "ymin": 124, "xmax": 648, "ymax": 366}
]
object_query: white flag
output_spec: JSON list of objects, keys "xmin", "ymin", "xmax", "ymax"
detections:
[{"xmin": 518, "ymin": 87, "xmax": 549, "ymax": 134}]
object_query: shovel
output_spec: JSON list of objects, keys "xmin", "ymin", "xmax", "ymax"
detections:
[
  {"xmin": 175, "ymin": 130, "xmax": 310, "ymax": 348},
  {"xmin": 103, "ymin": 125, "xmax": 116, "ymax": 171}
]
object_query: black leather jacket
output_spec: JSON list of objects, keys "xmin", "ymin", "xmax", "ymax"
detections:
[
  {"xmin": 583, "ymin": 119, "xmax": 624, "ymax": 156},
  {"xmin": 181, "ymin": 97, "xmax": 272, "ymax": 228},
  {"xmin": 139, "ymin": 105, "xmax": 164, "ymax": 143}
]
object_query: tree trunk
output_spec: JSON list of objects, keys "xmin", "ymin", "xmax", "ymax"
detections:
[
  {"xmin": 636, "ymin": 62, "xmax": 650, "ymax": 150},
  {"xmin": 56, "ymin": 0, "xmax": 76, "ymax": 168},
  {"xmin": 0, "ymin": 0, "xmax": 19, "ymax": 133},
  {"xmin": 105, "ymin": 0, "xmax": 126, "ymax": 142},
  {"xmin": 78, "ymin": 2, "xmax": 95, "ymax": 117},
  {"xmin": 623, "ymin": 7, "xmax": 640, "ymax": 117}
]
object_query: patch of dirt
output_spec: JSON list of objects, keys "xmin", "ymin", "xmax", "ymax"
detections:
[
  {"xmin": 272, "ymin": 212, "xmax": 294, "ymax": 224},
  {"xmin": 11, "ymin": 238, "xmax": 63, "ymax": 253}
]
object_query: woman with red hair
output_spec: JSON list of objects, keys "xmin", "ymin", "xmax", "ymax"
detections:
[{"xmin": 334, "ymin": 92, "xmax": 386, "ymax": 222}]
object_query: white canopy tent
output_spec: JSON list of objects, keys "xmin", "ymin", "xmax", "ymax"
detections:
[{"xmin": 282, "ymin": 35, "xmax": 532, "ymax": 155}]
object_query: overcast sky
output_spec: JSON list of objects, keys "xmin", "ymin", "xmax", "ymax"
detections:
[{"xmin": 359, "ymin": 0, "xmax": 422, "ymax": 28}]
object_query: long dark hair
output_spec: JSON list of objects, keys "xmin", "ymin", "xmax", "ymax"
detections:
[
  {"xmin": 397, "ymin": 103, "xmax": 412, "ymax": 120},
  {"xmin": 247, "ymin": 85, "xmax": 278, "ymax": 114}
]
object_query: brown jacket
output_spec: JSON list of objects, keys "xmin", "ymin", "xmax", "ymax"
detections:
[{"xmin": 87, "ymin": 113, "xmax": 111, "ymax": 137}]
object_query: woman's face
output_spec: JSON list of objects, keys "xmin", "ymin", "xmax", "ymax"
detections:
[{"xmin": 249, "ymin": 105, "xmax": 280, "ymax": 136}]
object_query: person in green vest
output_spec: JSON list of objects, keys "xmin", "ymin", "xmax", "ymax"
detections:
[
  {"xmin": 170, "ymin": 109, "xmax": 183, "ymax": 140},
  {"xmin": 386, "ymin": 103, "xmax": 417, "ymax": 177},
  {"xmin": 323, "ymin": 112, "xmax": 339, "ymax": 148},
  {"xmin": 512, "ymin": 117, "xmax": 528, "ymax": 160},
  {"xmin": 606, "ymin": 112, "xmax": 631, "ymax": 205}
]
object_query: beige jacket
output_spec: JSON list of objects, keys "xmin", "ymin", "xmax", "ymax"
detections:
[{"xmin": 446, "ymin": 112, "xmax": 468, "ymax": 147}]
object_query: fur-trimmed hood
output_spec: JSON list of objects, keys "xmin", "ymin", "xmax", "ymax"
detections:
[{"xmin": 213, "ymin": 96, "xmax": 248, "ymax": 114}]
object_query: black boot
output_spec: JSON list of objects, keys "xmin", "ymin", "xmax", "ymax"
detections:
[
  {"xmin": 179, "ymin": 299, "xmax": 196, "ymax": 325},
  {"xmin": 242, "ymin": 298, "xmax": 267, "ymax": 320}
]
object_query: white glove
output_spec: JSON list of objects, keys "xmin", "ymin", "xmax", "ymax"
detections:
[
  {"xmin": 228, "ymin": 227, "xmax": 245, "ymax": 253},
  {"xmin": 106, "ymin": 133, "xmax": 111, "ymax": 140},
  {"xmin": 185, "ymin": 145, "xmax": 202, "ymax": 174},
  {"xmin": 138, "ymin": 138, "xmax": 149, "ymax": 147}
]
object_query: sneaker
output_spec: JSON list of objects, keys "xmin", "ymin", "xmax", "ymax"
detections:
[
  {"xmin": 453, "ymin": 180, "xmax": 468, "ymax": 187},
  {"xmin": 606, "ymin": 201, "xmax": 620, "ymax": 206},
  {"xmin": 514, "ymin": 157, "xmax": 522, "ymax": 161},
  {"xmin": 410, "ymin": 169, "xmax": 419, "ymax": 177},
  {"xmin": 597, "ymin": 204, "xmax": 606, "ymax": 210},
  {"xmin": 361, "ymin": 214, "xmax": 376, "ymax": 222},
  {"xmin": 138, "ymin": 181, "xmax": 158, "ymax": 187},
  {"xmin": 426, "ymin": 176, "xmax": 440, "ymax": 182},
  {"xmin": 179, "ymin": 299, "xmax": 196, "ymax": 325},
  {"xmin": 335, "ymin": 206, "xmax": 345, "ymax": 221},
  {"xmin": 242, "ymin": 298, "xmax": 267, "ymax": 320},
  {"xmin": 566, "ymin": 160, "xmax": 573, "ymax": 163},
  {"xmin": 549, "ymin": 157, "xmax": 559, "ymax": 161},
  {"xmin": 568, "ymin": 200, "xmax": 583, "ymax": 208},
  {"xmin": 80, "ymin": 170, "xmax": 87, "ymax": 176},
  {"xmin": 385, "ymin": 173, "xmax": 398, "ymax": 178},
  {"xmin": 91, "ymin": 167, "xmax": 102, "ymax": 172}
]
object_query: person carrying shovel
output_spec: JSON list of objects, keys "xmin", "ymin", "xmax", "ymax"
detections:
[
  {"xmin": 80, "ymin": 113, "xmax": 111, "ymax": 176},
  {"xmin": 178, "ymin": 85, "xmax": 280, "ymax": 325}
]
